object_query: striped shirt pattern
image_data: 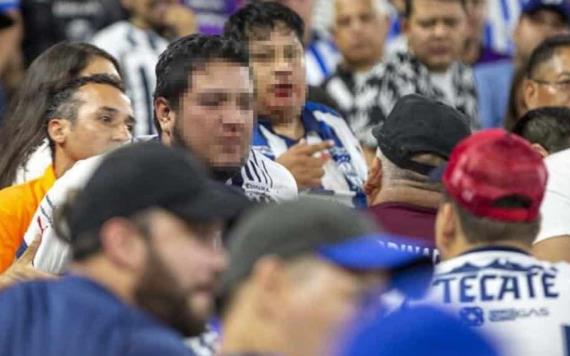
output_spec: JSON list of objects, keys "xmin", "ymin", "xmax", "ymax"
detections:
[{"xmin": 92, "ymin": 21, "xmax": 168, "ymax": 136}]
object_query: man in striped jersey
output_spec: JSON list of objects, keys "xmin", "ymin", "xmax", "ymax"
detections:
[
  {"xmin": 92, "ymin": 0, "xmax": 197, "ymax": 136},
  {"xmin": 153, "ymin": 34, "xmax": 298, "ymax": 203},
  {"xmin": 226, "ymin": 2, "xmax": 368, "ymax": 207}
]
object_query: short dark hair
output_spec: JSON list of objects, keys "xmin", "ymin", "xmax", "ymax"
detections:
[
  {"xmin": 444, "ymin": 193, "xmax": 540, "ymax": 246},
  {"xmin": 153, "ymin": 34, "xmax": 250, "ymax": 134},
  {"xmin": 224, "ymin": 1, "xmax": 304, "ymax": 45},
  {"xmin": 526, "ymin": 35, "xmax": 570, "ymax": 79},
  {"xmin": 45, "ymin": 74, "xmax": 124, "ymax": 123},
  {"xmin": 511, "ymin": 107, "xmax": 570, "ymax": 153},
  {"xmin": 44, "ymin": 74, "xmax": 124, "ymax": 151},
  {"xmin": 404, "ymin": 0, "xmax": 467, "ymax": 18}
]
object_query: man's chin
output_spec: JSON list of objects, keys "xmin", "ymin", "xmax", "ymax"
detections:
[{"xmin": 210, "ymin": 164, "xmax": 242, "ymax": 182}]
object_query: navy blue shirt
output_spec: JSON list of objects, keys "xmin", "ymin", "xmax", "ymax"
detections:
[{"xmin": 0, "ymin": 276, "xmax": 195, "ymax": 356}]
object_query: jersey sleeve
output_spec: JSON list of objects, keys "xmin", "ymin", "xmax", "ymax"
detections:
[{"xmin": 24, "ymin": 156, "xmax": 104, "ymax": 273}]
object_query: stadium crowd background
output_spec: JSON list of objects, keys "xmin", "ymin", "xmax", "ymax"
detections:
[{"xmin": 0, "ymin": 0, "xmax": 570, "ymax": 355}]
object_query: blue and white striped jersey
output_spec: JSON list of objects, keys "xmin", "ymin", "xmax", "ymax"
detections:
[
  {"xmin": 92, "ymin": 21, "xmax": 168, "ymax": 136},
  {"xmin": 485, "ymin": 0, "xmax": 522, "ymax": 55},
  {"xmin": 229, "ymin": 148, "xmax": 298, "ymax": 203},
  {"xmin": 423, "ymin": 247, "xmax": 570, "ymax": 356},
  {"xmin": 252, "ymin": 102, "xmax": 367, "ymax": 207},
  {"xmin": 305, "ymin": 31, "xmax": 341, "ymax": 86}
]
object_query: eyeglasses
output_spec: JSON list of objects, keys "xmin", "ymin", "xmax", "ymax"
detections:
[{"xmin": 531, "ymin": 78, "xmax": 570, "ymax": 92}]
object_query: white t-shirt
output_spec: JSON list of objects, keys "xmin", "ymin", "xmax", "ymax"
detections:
[
  {"xmin": 430, "ymin": 70, "xmax": 455, "ymax": 107},
  {"xmin": 423, "ymin": 248, "xmax": 570, "ymax": 356},
  {"xmin": 535, "ymin": 149, "xmax": 570, "ymax": 244}
]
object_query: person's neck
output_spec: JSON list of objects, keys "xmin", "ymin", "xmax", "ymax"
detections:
[
  {"xmin": 263, "ymin": 109, "xmax": 305, "ymax": 140},
  {"xmin": 463, "ymin": 38, "xmax": 482, "ymax": 65},
  {"xmin": 130, "ymin": 17, "xmax": 151, "ymax": 31},
  {"xmin": 53, "ymin": 148, "xmax": 77, "ymax": 178},
  {"xmin": 70, "ymin": 258, "xmax": 137, "ymax": 305},
  {"xmin": 221, "ymin": 302, "xmax": 284, "ymax": 355},
  {"xmin": 454, "ymin": 239, "xmax": 532, "ymax": 258},
  {"xmin": 514, "ymin": 53, "xmax": 527, "ymax": 70},
  {"xmin": 371, "ymin": 185, "xmax": 441, "ymax": 209},
  {"xmin": 343, "ymin": 56, "xmax": 381, "ymax": 74}
]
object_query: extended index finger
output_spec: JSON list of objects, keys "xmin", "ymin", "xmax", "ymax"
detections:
[{"xmin": 298, "ymin": 140, "xmax": 334, "ymax": 155}]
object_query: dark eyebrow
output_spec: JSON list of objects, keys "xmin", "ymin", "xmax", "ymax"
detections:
[{"xmin": 98, "ymin": 106, "xmax": 136, "ymax": 124}]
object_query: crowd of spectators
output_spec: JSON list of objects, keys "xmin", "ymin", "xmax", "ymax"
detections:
[{"xmin": 0, "ymin": 0, "xmax": 570, "ymax": 355}]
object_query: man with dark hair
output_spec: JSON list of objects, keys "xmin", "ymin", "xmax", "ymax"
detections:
[
  {"xmin": 0, "ymin": 74, "xmax": 133, "ymax": 273},
  {"xmin": 225, "ymin": 2, "xmax": 368, "ymax": 207},
  {"xmin": 0, "ymin": 142, "xmax": 249, "ymax": 356},
  {"xmin": 219, "ymin": 198, "xmax": 424, "ymax": 356},
  {"xmin": 511, "ymin": 106, "xmax": 570, "ymax": 157},
  {"xmin": 425, "ymin": 129, "xmax": 570, "ymax": 356},
  {"xmin": 523, "ymin": 34, "xmax": 570, "ymax": 112},
  {"xmin": 364, "ymin": 94, "xmax": 471, "ymax": 263},
  {"xmin": 153, "ymin": 34, "xmax": 297, "ymax": 201},
  {"xmin": 353, "ymin": 0, "xmax": 478, "ymax": 148},
  {"xmin": 476, "ymin": 1, "xmax": 570, "ymax": 128},
  {"xmin": 249, "ymin": 0, "xmax": 341, "ymax": 86}
]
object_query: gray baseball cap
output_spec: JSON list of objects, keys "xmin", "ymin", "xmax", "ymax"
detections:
[{"xmin": 221, "ymin": 198, "xmax": 423, "ymax": 295}]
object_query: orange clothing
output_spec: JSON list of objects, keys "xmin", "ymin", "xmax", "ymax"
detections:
[{"xmin": 0, "ymin": 166, "xmax": 56, "ymax": 272}]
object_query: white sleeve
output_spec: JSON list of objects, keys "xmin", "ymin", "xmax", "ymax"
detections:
[
  {"xmin": 535, "ymin": 190, "xmax": 570, "ymax": 243},
  {"xmin": 535, "ymin": 150, "xmax": 570, "ymax": 244},
  {"xmin": 23, "ymin": 156, "xmax": 105, "ymax": 273},
  {"xmin": 260, "ymin": 154, "xmax": 298, "ymax": 202}
]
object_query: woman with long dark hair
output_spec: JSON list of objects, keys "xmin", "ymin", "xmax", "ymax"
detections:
[{"xmin": 0, "ymin": 42, "xmax": 121, "ymax": 189}]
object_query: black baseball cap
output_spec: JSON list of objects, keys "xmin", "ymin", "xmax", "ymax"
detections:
[
  {"xmin": 522, "ymin": 0, "xmax": 570, "ymax": 22},
  {"xmin": 221, "ymin": 198, "xmax": 423, "ymax": 296},
  {"xmin": 67, "ymin": 142, "xmax": 251, "ymax": 246},
  {"xmin": 373, "ymin": 94, "xmax": 471, "ymax": 175}
]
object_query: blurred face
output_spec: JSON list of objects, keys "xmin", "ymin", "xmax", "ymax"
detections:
[
  {"xmin": 122, "ymin": 0, "xmax": 177, "ymax": 30},
  {"xmin": 278, "ymin": 260, "xmax": 385, "ymax": 356},
  {"xmin": 172, "ymin": 61, "xmax": 254, "ymax": 172},
  {"xmin": 134, "ymin": 211, "xmax": 227, "ymax": 337},
  {"xmin": 54, "ymin": 84, "xmax": 134, "ymax": 162},
  {"xmin": 404, "ymin": 0, "xmax": 467, "ymax": 72},
  {"xmin": 524, "ymin": 47, "xmax": 570, "ymax": 110},
  {"xmin": 514, "ymin": 10, "xmax": 570, "ymax": 63},
  {"xmin": 249, "ymin": 25, "xmax": 307, "ymax": 122},
  {"xmin": 333, "ymin": 0, "xmax": 388, "ymax": 70},
  {"xmin": 81, "ymin": 56, "xmax": 120, "ymax": 78}
]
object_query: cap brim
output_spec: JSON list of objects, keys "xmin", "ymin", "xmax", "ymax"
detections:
[
  {"xmin": 317, "ymin": 234, "xmax": 424, "ymax": 271},
  {"xmin": 171, "ymin": 180, "xmax": 253, "ymax": 222}
]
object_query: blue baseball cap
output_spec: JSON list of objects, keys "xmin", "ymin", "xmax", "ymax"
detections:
[
  {"xmin": 522, "ymin": 0, "xmax": 570, "ymax": 21},
  {"xmin": 0, "ymin": 0, "xmax": 19, "ymax": 12},
  {"xmin": 338, "ymin": 306, "xmax": 499, "ymax": 356},
  {"xmin": 222, "ymin": 198, "xmax": 428, "ymax": 295}
]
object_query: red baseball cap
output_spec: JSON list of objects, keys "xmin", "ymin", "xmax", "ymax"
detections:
[{"xmin": 443, "ymin": 129, "xmax": 548, "ymax": 222}]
